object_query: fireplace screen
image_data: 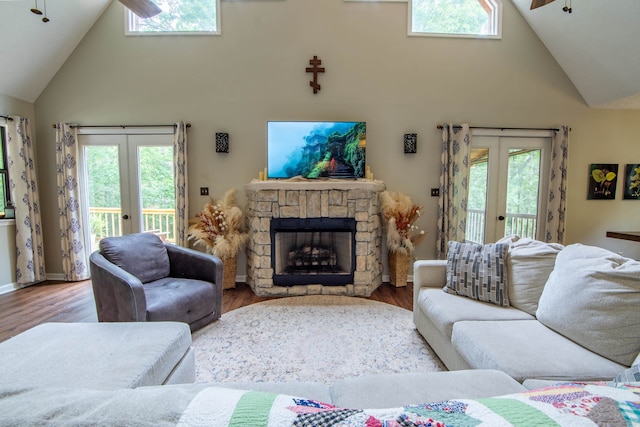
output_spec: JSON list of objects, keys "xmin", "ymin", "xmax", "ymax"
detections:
[{"xmin": 271, "ymin": 218, "xmax": 356, "ymax": 286}]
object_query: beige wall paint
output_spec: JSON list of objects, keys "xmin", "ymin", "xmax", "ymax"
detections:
[
  {"xmin": 33, "ymin": 0, "xmax": 640, "ymax": 278},
  {"xmin": 0, "ymin": 93, "xmax": 35, "ymax": 289}
]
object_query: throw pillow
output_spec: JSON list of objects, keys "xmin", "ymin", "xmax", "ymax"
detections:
[
  {"xmin": 536, "ymin": 244, "xmax": 640, "ymax": 367},
  {"xmin": 613, "ymin": 364, "xmax": 640, "ymax": 383},
  {"xmin": 496, "ymin": 235, "xmax": 564, "ymax": 315},
  {"xmin": 444, "ymin": 241, "xmax": 509, "ymax": 307},
  {"xmin": 99, "ymin": 233, "xmax": 171, "ymax": 284}
]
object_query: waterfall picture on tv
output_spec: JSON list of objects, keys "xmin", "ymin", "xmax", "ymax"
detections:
[{"xmin": 267, "ymin": 121, "xmax": 366, "ymax": 179}]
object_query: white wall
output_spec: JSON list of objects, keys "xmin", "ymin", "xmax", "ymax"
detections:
[{"xmin": 33, "ymin": 0, "xmax": 640, "ymax": 278}]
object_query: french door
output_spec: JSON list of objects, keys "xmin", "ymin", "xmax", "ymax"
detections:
[
  {"xmin": 78, "ymin": 129, "xmax": 175, "ymax": 255},
  {"xmin": 466, "ymin": 130, "xmax": 551, "ymax": 244}
]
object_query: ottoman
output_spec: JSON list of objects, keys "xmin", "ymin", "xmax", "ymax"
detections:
[{"xmin": 0, "ymin": 322, "xmax": 194, "ymax": 390}]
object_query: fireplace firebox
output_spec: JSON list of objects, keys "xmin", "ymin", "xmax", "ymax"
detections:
[{"xmin": 271, "ymin": 218, "xmax": 356, "ymax": 286}]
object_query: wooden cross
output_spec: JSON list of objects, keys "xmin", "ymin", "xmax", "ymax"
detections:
[{"xmin": 306, "ymin": 56, "xmax": 325, "ymax": 94}]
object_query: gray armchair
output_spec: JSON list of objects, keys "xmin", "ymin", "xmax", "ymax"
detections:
[{"xmin": 89, "ymin": 233, "xmax": 223, "ymax": 332}]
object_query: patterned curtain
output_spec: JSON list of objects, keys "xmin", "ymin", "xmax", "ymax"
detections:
[
  {"xmin": 55, "ymin": 123, "xmax": 90, "ymax": 281},
  {"xmin": 6, "ymin": 117, "xmax": 46, "ymax": 284},
  {"xmin": 174, "ymin": 121, "xmax": 189, "ymax": 247},
  {"xmin": 436, "ymin": 123, "xmax": 471, "ymax": 260},
  {"xmin": 545, "ymin": 125, "xmax": 570, "ymax": 244}
]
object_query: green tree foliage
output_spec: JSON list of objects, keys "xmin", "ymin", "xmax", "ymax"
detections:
[
  {"xmin": 412, "ymin": 0, "xmax": 489, "ymax": 35},
  {"xmin": 137, "ymin": 0, "xmax": 217, "ymax": 32},
  {"xmin": 86, "ymin": 146, "xmax": 121, "ymax": 208}
]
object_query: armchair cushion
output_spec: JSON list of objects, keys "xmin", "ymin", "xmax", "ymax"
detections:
[
  {"xmin": 100, "ymin": 233, "xmax": 170, "ymax": 283},
  {"xmin": 145, "ymin": 277, "xmax": 217, "ymax": 325}
]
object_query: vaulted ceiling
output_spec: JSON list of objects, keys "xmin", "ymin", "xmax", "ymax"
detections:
[{"xmin": 1, "ymin": 0, "xmax": 638, "ymax": 109}]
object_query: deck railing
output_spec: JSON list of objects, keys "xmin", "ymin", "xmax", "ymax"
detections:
[
  {"xmin": 466, "ymin": 209, "xmax": 537, "ymax": 243},
  {"xmin": 89, "ymin": 207, "xmax": 176, "ymax": 243}
]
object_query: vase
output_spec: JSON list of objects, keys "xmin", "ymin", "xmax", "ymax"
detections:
[
  {"xmin": 388, "ymin": 251, "xmax": 410, "ymax": 287},
  {"xmin": 222, "ymin": 255, "xmax": 238, "ymax": 290}
]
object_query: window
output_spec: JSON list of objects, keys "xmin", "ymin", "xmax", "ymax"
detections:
[
  {"xmin": 0, "ymin": 126, "xmax": 14, "ymax": 219},
  {"xmin": 126, "ymin": 0, "xmax": 220, "ymax": 35},
  {"xmin": 409, "ymin": 0, "xmax": 501, "ymax": 38},
  {"xmin": 466, "ymin": 130, "xmax": 551, "ymax": 244}
]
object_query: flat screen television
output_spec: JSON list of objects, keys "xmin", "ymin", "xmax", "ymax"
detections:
[{"xmin": 267, "ymin": 121, "xmax": 366, "ymax": 179}]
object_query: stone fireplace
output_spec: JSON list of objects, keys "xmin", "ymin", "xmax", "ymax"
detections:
[{"xmin": 245, "ymin": 180, "xmax": 385, "ymax": 296}]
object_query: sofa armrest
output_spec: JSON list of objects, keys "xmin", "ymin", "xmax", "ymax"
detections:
[
  {"xmin": 413, "ymin": 260, "xmax": 447, "ymax": 304},
  {"xmin": 166, "ymin": 244, "xmax": 223, "ymax": 287},
  {"xmin": 89, "ymin": 252, "xmax": 147, "ymax": 322}
]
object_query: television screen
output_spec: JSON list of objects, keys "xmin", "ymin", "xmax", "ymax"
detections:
[{"xmin": 267, "ymin": 121, "xmax": 366, "ymax": 179}]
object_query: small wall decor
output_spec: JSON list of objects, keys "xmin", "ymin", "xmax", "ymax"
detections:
[
  {"xmin": 305, "ymin": 56, "xmax": 325, "ymax": 94},
  {"xmin": 587, "ymin": 163, "xmax": 618, "ymax": 200},
  {"xmin": 404, "ymin": 133, "xmax": 417, "ymax": 154},
  {"xmin": 215, "ymin": 132, "xmax": 229, "ymax": 153},
  {"xmin": 623, "ymin": 163, "xmax": 640, "ymax": 200}
]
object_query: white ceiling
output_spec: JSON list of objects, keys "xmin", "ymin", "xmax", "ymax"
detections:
[{"xmin": 0, "ymin": 0, "xmax": 639, "ymax": 109}]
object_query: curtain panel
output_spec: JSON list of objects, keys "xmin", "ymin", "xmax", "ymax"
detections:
[
  {"xmin": 55, "ymin": 123, "xmax": 90, "ymax": 281},
  {"xmin": 436, "ymin": 123, "xmax": 471, "ymax": 260},
  {"xmin": 545, "ymin": 125, "xmax": 570, "ymax": 244},
  {"xmin": 174, "ymin": 121, "xmax": 189, "ymax": 247},
  {"xmin": 6, "ymin": 117, "xmax": 46, "ymax": 284}
]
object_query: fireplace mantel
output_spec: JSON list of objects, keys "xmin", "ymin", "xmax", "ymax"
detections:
[
  {"xmin": 245, "ymin": 178, "xmax": 386, "ymax": 297},
  {"xmin": 245, "ymin": 178, "xmax": 385, "ymax": 192}
]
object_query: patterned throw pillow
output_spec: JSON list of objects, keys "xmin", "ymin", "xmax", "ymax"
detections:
[
  {"xmin": 613, "ymin": 364, "xmax": 640, "ymax": 383},
  {"xmin": 444, "ymin": 241, "xmax": 510, "ymax": 307}
]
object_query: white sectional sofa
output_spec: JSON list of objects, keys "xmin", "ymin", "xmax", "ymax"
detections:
[{"xmin": 413, "ymin": 239, "xmax": 640, "ymax": 383}]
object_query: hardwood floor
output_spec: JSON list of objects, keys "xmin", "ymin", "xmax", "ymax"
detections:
[{"xmin": 0, "ymin": 280, "xmax": 414, "ymax": 343}]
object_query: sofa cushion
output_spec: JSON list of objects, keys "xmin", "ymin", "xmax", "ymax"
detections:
[
  {"xmin": 329, "ymin": 370, "xmax": 525, "ymax": 409},
  {"xmin": 497, "ymin": 235, "xmax": 564, "ymax": 315},
  {"xmin": 444, "ymin": 241, "xmax": 509, "ymax": 306},
  {"xmin": 452, "ymin": 320, "xmax": 626, "ymax": 382},
  {"xmin": 416, "ymin": 288, "xmax": 533, "ymax": 340},
  {"xmin": 0, "ymin": 322, "xmax": 193, "ymax": 389},
  {"xmin": 536, "ymin": 244, "xmax": 640, "ymax": 367},
  {"xmin": 99, "ymin": 233, "xmax": 170, "ymax": 283}
]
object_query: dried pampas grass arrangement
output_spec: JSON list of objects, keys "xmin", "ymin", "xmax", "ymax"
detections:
[
  {"xmin": 188, "ymin": 188, "xmax": 248, "ymax": 259},
  {"xmin": 380, "ymin": 191, "xmax": 426, "ymax": 255}
]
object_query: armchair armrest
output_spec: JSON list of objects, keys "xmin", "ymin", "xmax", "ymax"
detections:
[
  {"xmin": 413, "ymin": 260, "xmax": 447, "ymax": 304},
  {"xmin": 89, "ymin": 252, "xmax": 147, "ymax": 322},
  {"xmin": 166, "ymin": 245, "xmax": 223, "ymax": 319}
]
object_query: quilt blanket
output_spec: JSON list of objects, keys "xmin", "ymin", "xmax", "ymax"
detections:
[{"xmin": 178, "ymin": 383, "xmax": 640, "ymax": 427}]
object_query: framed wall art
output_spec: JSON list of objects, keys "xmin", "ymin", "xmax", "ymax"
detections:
[
  {"xmin": 623, "ymin": 163, "xmax": 640, "ymax": 200},
  {"xmin": 587, "ymin": 163, "xmax": 618, "ymax": 200}
]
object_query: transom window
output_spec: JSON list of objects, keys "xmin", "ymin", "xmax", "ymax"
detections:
[
  {"xmin": 126, "ymin": 0, "xmax": 220, "ymax": 35},
  {"xmin": 409, "ymin": 0, "xmax": 502, "ymax": 39}
]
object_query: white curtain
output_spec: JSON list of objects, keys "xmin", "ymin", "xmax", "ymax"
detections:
[
  {"xmin": 6, "ymin": 116, "xmax": 46, "ymax": 284},
  {"xmin": 436, "ymin": 123, "xmax": 471, "ymax": 260},
  {"xmin": 545, "ymin": 125, "xmax": 570, "ymax": 244},
  {"xmin": 174, "ymin": 121, "xmax": 189, "ymax": 247},
  {"xmin": 55, "ymin": 123, "xmax": 90, "ymax": 281}
]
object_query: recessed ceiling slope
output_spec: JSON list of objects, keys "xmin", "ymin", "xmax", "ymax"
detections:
[
  {"xmin": 511, "ymin": 0, "xmax": 640, "ymax": 109},
  {"xmin": 0, "ymin": 0, "xmax": 111, "ymax": 103}
]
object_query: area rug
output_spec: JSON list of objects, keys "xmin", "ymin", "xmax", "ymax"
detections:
[{"xmin": 191, "ymin": 295, "xmax": 445, "ymax": 385}]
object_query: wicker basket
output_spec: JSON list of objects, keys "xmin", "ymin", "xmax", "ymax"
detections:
[
  {"xmin": 222, "ymin": 256, "xmax": 237, "ymax": 290},
  {"xmin": 388, "ymin": 251, "xmax": 410, "ymax": 287}
]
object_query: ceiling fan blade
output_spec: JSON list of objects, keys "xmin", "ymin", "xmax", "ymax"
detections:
[
  {"xmin": 118, "ymin": 0, "xmax": 162, "ymax": 19},
  {"xmin": 530, "ymin": 0, "xmax": 555, "ymax": 10}
]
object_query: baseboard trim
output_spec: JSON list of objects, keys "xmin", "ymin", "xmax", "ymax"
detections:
[
  {"xmin": 46, "ymin": 273, "xmax": 65, "ymax": 281},
  {"xmin": 0, "ymin": 282, "xmax": 19, "ymax": 296}
]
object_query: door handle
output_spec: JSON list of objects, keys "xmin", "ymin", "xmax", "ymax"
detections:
[
  {"xmin": 498, "ymin": 215, "xmax": 505, "ymax": 221},
  {"xmin": 122, "ymin": 214, "xmax": 129, "ymax": 220}
]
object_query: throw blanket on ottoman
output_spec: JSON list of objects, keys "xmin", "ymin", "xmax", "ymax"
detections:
[{"xmin": 178, "ymin": 383, "xmax": 640, "ymax": 426}]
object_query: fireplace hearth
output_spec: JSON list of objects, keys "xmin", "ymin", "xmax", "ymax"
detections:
[{"xmin": 245, "ymin": 180, "xmax": 385, "ymax": 297}]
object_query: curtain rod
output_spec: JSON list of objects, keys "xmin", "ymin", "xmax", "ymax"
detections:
[
  {"xmin": 1, "ymin": 115, "xmax": 14, "ymax": 121},
  {"xmin": 51, "ymin": 123, "xmax": 191, "ymax": 129},
  {"xmin": 437, "ymin": 124, "xmax": 561, "ymax": 132}
]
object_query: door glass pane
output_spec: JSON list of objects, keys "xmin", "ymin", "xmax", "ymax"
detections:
[
  {"xmin": 505, "ymin": 149, "xmax": 541, "ymax": 239},
  {"xmin": 466, "ymin": 148, "xmax": 489, "ymax": 243},
  {"xmin": 85, "ymin": 145, "xmax": 122, "ymax": 252},
  {"xmin": 138, "ymin": 146, "xmax": 176, "ymax": 243}
]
